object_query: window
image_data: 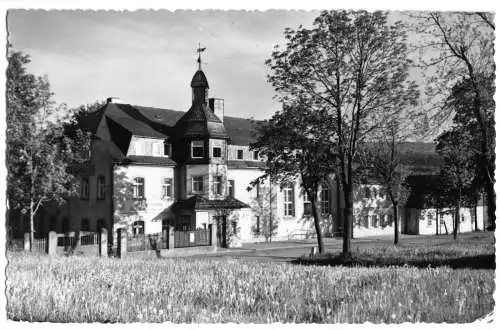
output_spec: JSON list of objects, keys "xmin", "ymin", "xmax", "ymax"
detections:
[
  {"xmin": 132, "ymin": 220, "xmax": 145, "ymax": 236},
  {"xmin": 97, "ymin": 219, "xmax": 106, "ymax": 232},
  {"xmin": 133, "ymin": 177, "xmax": 145, "ymax": 199},
  {"xmin": 303, "ymin": 192, "xmax": 312, "ymax": 216},
  {"xmin": 364, "ymin": 186, "xmax": 371, "ymax": 199},
  {"xmin": 228, "ymin": 180, "xmax": 235, "ymax": 197},
  {"xmin": 81, "ymin": 218, "xmax": 90, "ymax": 231},
  {"xmin": 255, "ymin": 216, "xmax": 260, "ymax": 234},
  {"xmin": 97, "ymin": 175, "xmax": 105, "ymax": 200},
  {"xmin": 256, "ymin": 182, "xmax": 260, "ymax": 198},
  {"xmin": 81, "ymin": 177, "xmax": 89, "ymax": 200},
  {"xmin": 191, "ymin": 140, "xmax": 204, "ymax": 158},
  {"xmin": 213, "ymin": 147, "xmax": 222, "ymax": 158},
  {"xmin": 162, "ymin": 178, "xmax": 173, "ymax": 200},
  {"xmin": 387, "ymin": 213, "xmax": 393, "ymax": 225},
  {"xmin": 371, "ymin": 215, "xmax": 378, "ymax": 227},
  {"xmin": 144, "ymin": 142, "xmax": 153, "ymax": 155},
  {"xmin": 192, "ymin": 176, "xmax": 204, "ymax": 193},
  {"xmin": 231, "ymin": 221, "xmax": 238, "ymax": 234},
  {"xmin": 237, "ymin": 149, "xmax": 244, "ymax": 160},
  {"xmin": 214, "ymin": 176, "xmax": 223, "ymax": 195},
  {"xmin": 283, "ymin": 183, "xmax": 295, "ymax": 217},
  {"xmin": 363, "ymin": 215, "xmax": 369, "ymax": 228},
  {"xmin": 320, "ymin": 188, "xmax": 330, "ymax": 214},
  {"xmin": 163, "ymin": 142, "xmax": 171, "ymax": 156},
  {"xmin": 253, "ymin": 150, "xmax": 259, "ymax": 160}
]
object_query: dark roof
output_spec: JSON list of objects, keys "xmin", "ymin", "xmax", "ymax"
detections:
[
  {"xmin": 224, "ymin": 116, "xmax": 259, "ymax": 145},
  {"xmin": 191, "ymin": 70, "xmax": 209, "ymax": 88},
  {"xmin": 171, "ymin": 195, "xmax": 249, "ymax": 212},
  {"xmin": 116, "ymin": 155, "xmax": 177, "ymax": 167},
  {"xmin": 80, "ymin": 103, "xmax": 441, "ymax": 167},
  {"xmin": 175, "ymin": 103, "xmax": 229, "ymax": 139}
]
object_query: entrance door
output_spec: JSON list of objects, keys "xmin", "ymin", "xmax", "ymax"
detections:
[{"xmin": 214, "ymin": 215, "xmax": 227, "ymax": 248}]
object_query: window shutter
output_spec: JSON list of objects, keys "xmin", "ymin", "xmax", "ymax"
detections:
[
  {"xmin": 291, "ymin": 183, "xmax": 295, "ymax": 217},
  {"xmin": 188, "ymin": 177, "xmax": 192, "ymax": 195}
]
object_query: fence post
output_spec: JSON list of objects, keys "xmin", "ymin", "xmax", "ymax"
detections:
[
  {"xmin": 47, "ymin": 231, "xmax": 57, "ymax": 256},
  {"xmin": 209, "ymin": 224, "xmax": 217, "ymax": 252},
  {"xmin": 168, "ymin": 226, "xmax": 175, "ymax": 250},
  {"xmin": 100, "ymin": 228, "xmax": 108, "ymax": 257},
  {"xmin": 117, "ymin": 228, "xmax": 127, "ymax": 258},
  {"xmin": 24, "ymin": 232, "xmax": 30, "ymax": 251}
]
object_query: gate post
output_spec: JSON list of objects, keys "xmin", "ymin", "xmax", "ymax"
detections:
[
  {"xmin": 117, "ymin": 228, "xmax": 127, "ymax": 258},
  {"xmin": 168, "ymin": 226, "xmax": 175, "ymax": 250},
  {"xmin": 47, "ymin": 231, "xmax": 57, "ymax": 256},
  {"xmin": 209, "ymin": 224, "xmax": 217, "ymax": 252},
  {"xmin": 100, "ymin": 228, "xmax": 108, "ymax": 257},
  {"xmin": 24, "ymin": 232, "xmax": 30, "ymax": 251}
]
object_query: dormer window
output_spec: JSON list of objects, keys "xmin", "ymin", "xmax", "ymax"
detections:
[
  {"xmin": 191, "ymin": 140, "xmax": 204, "ymax": 159},
  {"xmin": 164, "ymin": 141, "xmax": 171, "ymax": 157}
]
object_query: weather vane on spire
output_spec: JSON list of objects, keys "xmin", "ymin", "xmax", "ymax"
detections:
[{"xmin": 196, "ymin": 42, "xmax": 206, "ymax": 70}]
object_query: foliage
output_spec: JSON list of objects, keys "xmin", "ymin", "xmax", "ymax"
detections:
[
  {"xmin": 414, "ymin": 12, "xmax": 495, "ymax": 229},
  {"xmin": 251, "ymin": 98, "xmax": 337, "ymax": 252},
  {"xmin": 6, "ymin": 234, "xmax": 494, "ymax": 323},
  {"xmin": 6, "ymin": 51, "xmax": 91, "ymax": 246},
  {"xmin": 249, "ymin": 184, "xmax": 279, "ymax": 242},
  {"xmin": 263, "ymin": 10, "xmax": 419, "ymax": 255}
]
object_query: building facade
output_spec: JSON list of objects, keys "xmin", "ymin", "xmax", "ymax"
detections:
[{"xmin": 12, "ymin": 64, "xmax": 485, "ymax": 246}]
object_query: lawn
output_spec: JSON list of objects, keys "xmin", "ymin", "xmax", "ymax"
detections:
[
  {"xmin": 6, "ymin": 232, "xmax": 495, "ymax": 324},
  {"xmin": 297, "ymin": 232, "xmax": 496, "ymax": 269}
]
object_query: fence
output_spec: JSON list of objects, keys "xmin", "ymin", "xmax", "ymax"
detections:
[
  {"xmin": 127, "ymin": 233, "xmax": 167, "ymax": 252},
  {"xmin": 174, "ymin": 227, "xmax": 211, "ymax": 248},
  {"xmin": 14, "ymin": 230, "xmax": 108, "ymax": 257},
  {"xmin": 117, "ymin": 225, "xmax": 216, "ymax": 258},
  {"xmin": 32, "ymin": 237, "xmax": 47, "ymax": 253}
]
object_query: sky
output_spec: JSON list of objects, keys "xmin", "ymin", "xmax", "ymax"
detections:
[{"xmin": 8, "ymin": 10, "xmax": 324, "ymax": 120}]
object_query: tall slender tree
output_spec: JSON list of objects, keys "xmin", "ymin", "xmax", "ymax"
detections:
[
  {"xmin": 6, "ymin": 51, "xmax": 88, "ymax": 249},
  {"xmin": 265, "ymin": 10, "xmax": 418, "ymax": 255}
]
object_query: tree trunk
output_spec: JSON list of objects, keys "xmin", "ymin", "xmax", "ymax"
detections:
[
  {"xmin": 310, "ymin": 196, "xmax": 324, "ymax": 254},
  {"xmin": 453, "ymin": 207, "xmax": 459, "ymax": 240},
  {"xmin": 435, "ymin": 208, "xmax": 439, "ymax": 235},
  {"xmin": 474, "ymin": 203, "xmax": 479, "ymax": 231},
  {"xmin": 393, "ymin": 203, "xmax": 399, "ymax": 245},
  {"xmin": 342, "ymin": 184, "xmax": 353, "ymax": 257},
  {"xmin": 29, "ymin": 201, "xmax": 34, "ymax": 252},
  {"xmin": 485, "ymin": 179, "xmax": 495, "ymax": 230},
  {"xmin": 269, "ymin": 183, "xmax": 273, "ymax": 242}
]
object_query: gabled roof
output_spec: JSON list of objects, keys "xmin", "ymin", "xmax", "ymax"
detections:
[{"xmin": 171, "ymin": 195, "xmax": 250, "ymax": 211}]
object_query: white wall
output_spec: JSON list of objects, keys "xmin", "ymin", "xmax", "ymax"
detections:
[{"xmin": 113, "ymin": 164, "xmax": 175, "ymax": 235}]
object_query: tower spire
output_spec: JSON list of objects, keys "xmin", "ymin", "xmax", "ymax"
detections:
[{"xmin": 196, "ymin": 43, "xmax": 206, "ymax": 70}]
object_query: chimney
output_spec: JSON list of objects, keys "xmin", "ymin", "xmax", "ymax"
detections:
[
  {"xmin": 208, "ymin": 98, "xmax": 224, "ymax": 123},
  {"xmin": 106, "ymin": 97, "xmax": 124, "ymax": 104}
]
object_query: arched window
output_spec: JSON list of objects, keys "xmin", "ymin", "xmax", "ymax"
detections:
[{"xmin": 132, "ymin": 221, "xmax": 145, "ymax": 236}]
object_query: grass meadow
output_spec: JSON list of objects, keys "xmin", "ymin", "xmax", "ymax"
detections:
[{"xmin": 6, "ymin": 232, "xmax": 495, "ymax": 323}]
